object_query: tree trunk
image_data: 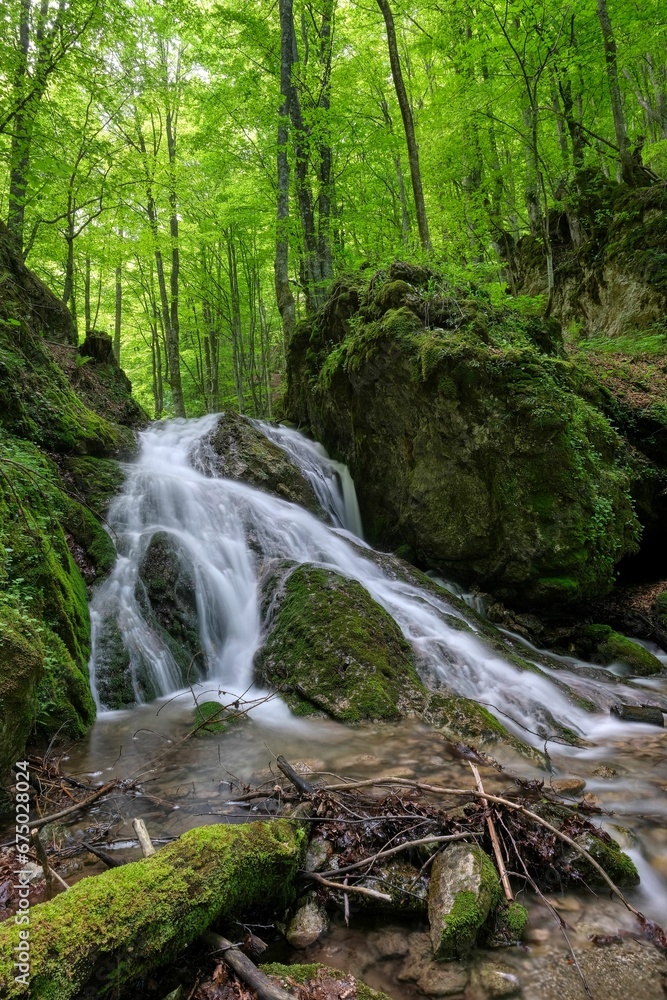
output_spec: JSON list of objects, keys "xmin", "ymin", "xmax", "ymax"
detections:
[
  {"xmin": 0, "ymin": 820, "xmax": 304, "ymax": 1000},
  {"xmin": 376, "ymin": 0, "xmax": 432, "ymax": 252},
  {"xmin": 275, "ymin": 0, "xmax": 297, "ymax": 345},
  {"xmin": 596, "ymin": 0, "xmax": 636, "ymax": 184},
  {"xmin": 114, "ymin": 242, "xmax": 122, "ymax": 364},
  {"xmin": 165, "ymin": 105, "xmax": 186, "ymax": 417}
]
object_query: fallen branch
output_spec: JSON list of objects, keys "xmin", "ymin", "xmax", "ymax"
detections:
[
  {"xmin": 82, "ymin": 841, "xmax": 123, "ymax": 868},
  {"xmin": 132, "ymin": 817, "xmax": 156, "ymax": 857},
  {"xmin": 203, "ymin": 932, "xmax": 295, "ymax": 1000},
  {"xmin": 305, "ymin": 871, "xmax": 392, "ymax": 902},
  {"xmin": 469, "ymin": 763, "xmax": 513, "ymax": 902},
  {"xmin": 28, "ymin": 780, "xmax": 117, "ymax": 830},
  {"xmin": 277, "ymin": 756, "xmax": 314, "ymax": 795},
  {"xmin": 318, "ymin": 832, "xmax": 470, "ymax": 879},
  {"xmin": 30, "ymin": 830, "xmax": 69, "ymax": 896}
]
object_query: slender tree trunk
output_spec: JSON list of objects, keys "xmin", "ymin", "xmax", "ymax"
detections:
[
  {"xmin": 596, "ymin": 0, "xmax": 636, "ymax": 184},
  {"xmin": 164, "ymin": 103, "xmax": 186, "ymax": 417},
  {"xmin": 84, "ymin": 255, "xmax": 92, "ymax": 332},
  {"xmin": 316, "ymin": 0, "xmax": 335, "ymax": 281},
  {"xmin": 7, "ymin": 1, "xmax": 31, "ymax": 250},
  {"xmin": 114, "ymin": 252, "xmax": 122, "ymax": 364},
  {"xmin": 275, "ymin": 0, "xmax": 297, "ymax": 344},
  {"xmin": 376, "ymin": 0, "xmax": 431, "ymax": 251}
]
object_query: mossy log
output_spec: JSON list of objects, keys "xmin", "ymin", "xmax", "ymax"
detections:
[{"xmin": 0, "ymin": 819, "xmax": 306, "ymax": 1000}]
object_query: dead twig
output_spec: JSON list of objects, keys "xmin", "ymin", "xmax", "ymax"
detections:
[
  {"xmin": 469, "ymin": 762, "xmax": 513, "ymax": 902},
  {"xmin": 27, "ymin": 781, "xmax": 118, "ymax": 830},
  {"xmin": 305, "ymin": 871, "xmax": 393, "ymax": 902},
  {"xmin": 317, "ymin": 832, "xmax": 469, "ymax": 879}
]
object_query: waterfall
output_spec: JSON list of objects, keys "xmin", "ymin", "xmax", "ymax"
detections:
[{"xmin": 89, "ymin": 416, "xmax": 657, "ymax": 747}]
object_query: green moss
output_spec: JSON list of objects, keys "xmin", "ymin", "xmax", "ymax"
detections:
[
  {"xmin": 572, "ymin": 832, "xmax": 640, "ymax": 887},
  {"xmin": 0, "ymin": 606, "xmax": 43, "ymax": 789},
  {"xmin": 0, "ymin": 819, "xmax": 306, "ymax": 999},
  {"xmin": 656, "ymin": 590, "xmax": 667, "ymax": 625},
  {"xmin": 34, "ymin": 630, "xmax": 95, "ymax": 741},
  {"xmin": 63, "ymin": 456, "xmax": 125, "ymax": 519},
  {"xmin": 193, "ymin": 700, "xmax": 227, "ymax": 735},
  {"xmin": 431, "ymin": 845, "xmax": 503, "ymax": 960},
  {"xmin": 490, "ymin": 900, "xmax": 529, "ymax": 946},
  {"xmin": 255, "ymin": 565, "xmax": 422, "ymax": 722},
  {"xmin": 580, "ymin": 624, "xmax": 663, "ymax": 676}
]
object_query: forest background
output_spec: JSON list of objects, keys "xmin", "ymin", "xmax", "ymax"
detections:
[{"xmin": 1, "ymin": 0, "xmax": 665, "ymax": 419}]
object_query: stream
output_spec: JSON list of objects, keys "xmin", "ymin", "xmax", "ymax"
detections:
[{"xmin": 65, "ymin": 416, "xmax": 667, "ymax": 998}]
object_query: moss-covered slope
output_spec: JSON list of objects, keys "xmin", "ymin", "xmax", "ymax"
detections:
[
  {"xmin": 0, "ymin": 221, "xmax": 145, "ymax": 792},
  {"xmin": 286, "ymin": 265, "xmax": 640, "ymax": 607}
]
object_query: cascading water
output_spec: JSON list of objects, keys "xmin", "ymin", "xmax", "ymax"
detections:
[{"xmin": 89, "ymin": 415, "xmax": 665, "ymax": 754}]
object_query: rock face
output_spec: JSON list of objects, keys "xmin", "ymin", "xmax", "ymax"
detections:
[
  {"xmin": 201, "ymin": 411, "xmax": 319, "ymax": 512},
  {"xmin": 508, "ymin": 173, "xmax": 667, "ymax": 342},
  {"xmin": 285, "ymin": 266, "xmax": 640, "ymax": 607},
  {"xmin": 428, "ymin": 844, "xmax": 502, "ymax": 960},
  {"xmin": 0, "ymin": 220, "xmax": 142, "ymax": 792},
  {"xmin": 137, "ymin": 531, "xmax": 201, "ymax": 676}
]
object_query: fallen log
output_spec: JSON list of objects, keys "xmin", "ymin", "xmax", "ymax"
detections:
[
  {"xmin": 0, "ymin": 819, "xmax": 306, "ymax": 999},
  {"xmin": 203, "ymin": 932, "xmax": 295, "ymax": 1000}
]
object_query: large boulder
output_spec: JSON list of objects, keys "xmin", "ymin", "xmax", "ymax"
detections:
[
  {"xmin": 254, "ymin": 563, "xmax": 547, "ymax": 759},
  {"xmin": 285, "ymin": 269, "xmax": 640, "ymax": 607},
  {"xmin": 200, "ymin": 411, "xmax": 319, "ymax": 512}
]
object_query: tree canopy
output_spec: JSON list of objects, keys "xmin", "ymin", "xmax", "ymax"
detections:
[{"xmin": 1, "ymin": 0, "xmax": 664, "ymax": 416}]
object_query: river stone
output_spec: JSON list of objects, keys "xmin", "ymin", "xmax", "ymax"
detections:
[
  {"xmin": 428, "ymin": 844, "xmax": 502, "ymax": 960},
  {"xmin": 518, "ymin": 938, "xmax": 667, "ymax": 1000},
  {"xmin": 368, "ymin": 928, "xmax": 410, "ymax": 959},
  {"xmin": 610, "ymin": 703, "xmax": 664, "ymax": 726},
  {"xmin": 551, "ymin": 777, "xmax": 586, "ymax": 796},
  {"xmin": 286, "ymin": 893, "xmax": 329, "ymax": 949},
  {"xmin": 304, "ymin": 836, "xmax": 333, "ymax": 873},
  {"xmin": 475, "ymin": 960, "xmax": 522, "ymax": 998},
  {"xmin": 201, "ymin": 411, "xmax": 320, "ymax": 513},
  {"xmin": 398, "ymin": 932, "xmax": 468, "ymax": 995},
  {"xmin": 356, "ymin": 861, "xmax": 428, "ymax": 913}
]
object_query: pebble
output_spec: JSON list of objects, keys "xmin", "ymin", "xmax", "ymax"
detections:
[
  {"xmin": 592, "ymin": 765, "xmax": 617, "ymax": 778},
  {"xmin": 551, "ymin": 777, "xmax": 586, "ymax": 796},
  {"xmin": 368, "ymin": 928, "xmax": 410, "ymax": 959},
  {"xmin": 476, "ymin": 961, "xmax": 522, "ymax": 998},
  {"xmin": 304, "ymin": 836, "xmax": 333, "ymax": 873},
  {"xmin": 286, "ymin": 894, "xmax": 329, "ymax": 949},
  {"xmin": 416, "ymin": 962, "xmax": 468, "ymax": 997},
  {"xmin": 524, "ymin": 927, "xmax": 550, "ymax": 944}
]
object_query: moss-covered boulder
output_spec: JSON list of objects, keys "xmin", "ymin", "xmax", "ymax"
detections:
[
  {"xmin": 577, "ymin": 624, "xmax": 663, "ymax": 676},
  {"xmin": 428, "ymin": 844, "xmax": 502, "ymax": 960},
  {"xmin": 286, "ymin": 269, "xmax": 639, "ymax": 607},
  {"xmin": 200, "ymin": 411, "xmax": 320, "ymax": 513},
  {"xmin": 0, "ymin": 819, "xmax": 306, "ymax": 1000},
  {"xmin": 255, "ymin": 563, "xmax": 545, "ymax": 759},
  {"xmin": 255, "ymin": 564, "xmax": 422, "ymax": 722},
  {"xmin": 137, "ymin": 531, "xmax": 202, "ymax": 677}
]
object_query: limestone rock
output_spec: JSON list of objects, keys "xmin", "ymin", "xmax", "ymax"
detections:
[
  {"xmin": 200, "ymin": 412, "xmax": 319, "ymax": 513},
  {"xmin": 551, "ymin": 777, "xmax": 586, "ymax": 797},
  {"xmin": 285, "ymin": 894, "xmax": 329, "ymax": 949},
  {"xmin": 475, "ymin": 960, "xmax": 522, "ymax": 998},
  {"xmin": 428, "ymin": 844, "xmax": 502, "ymax": 960},
  {"xmin": 304, "ymin": 836, "xmax": 333, "ymax": 873}
]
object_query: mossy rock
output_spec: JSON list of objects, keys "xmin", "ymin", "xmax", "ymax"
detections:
[
  {"xmin": 261, "ymin": 964, "xmax": 392, "ymax": 999},
  {"xmin": 428, "ymin": 844, "xmax": 502, "ymax": 960},
  {"xmin": 63, "ymin": 456, "xmax": 126, "ymax": 520},
  {"xmin": 286, "ymin": 267, "xmax": 640, "ymax": 607},
  {"xmin": 34, "ymin": 630, "xmax": 95, "ymax": 742},
  {"xmin": 0, "ymin": 607, "xmax": 43, "ymax": 792},
  {"xmin": 356, "ymin": 860, "xmax": 428, "ymax": 913},
  {"xmin": 569, "ymin": 831, "xmax": 640, "ymax": 888},
  {"xmin": 488, "ymin": 900, "xmax": 529, "ymax": 946},
  {"xmin": 137, "ymin": 531, "xmax": 202, "ymax": 678},
  {"xmin": 255, "ymin": 564, "xmax": 423, "ymax": 722},
  {"xmin": 655, "ymin": 590, "xmax": 667, "ymax": 627},
  {"xmin": 579, "ymin": 624, "xmax": 663, "ymax": 676},
  {"xmin": 202, "ymin": 411, "xmax": 320, "ymax": 514},
  {"xmin": 193, "ymin": 701, "xmax": 227, "ymax": 735}
]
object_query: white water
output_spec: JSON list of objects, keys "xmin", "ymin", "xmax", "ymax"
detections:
[{"xmin": 89, "ymin": 416, "xmax": 665, "ymax": 753}]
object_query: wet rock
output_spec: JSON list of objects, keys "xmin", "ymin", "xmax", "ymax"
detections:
[
  {"xmin": 304, "ymin": 836, "xmax": 333, "ymax": 873},
  {"xmin": 428, "ymin": 844, "xmax": 502, "ymax": 960},
  {"xmin": 610, "ymin": 703, "xmax": 664, "ymax": 726},
  {"xmin": 518, "ymin": 938, "xmax": 667, "ymax": 1000},
  {"xmin": 524, "ymin": 927, "xmax": 550, "ymax": 944},
  {"xmin": 137, "ymin": 531, "xmax": 201, "ymax": 679},
  {"xmin": 579, "ymin": 625, "xmax": 663, "ymax": 676},
  {"xmin": 368, "ymin": 928, "xmax": 410, "ymax": 959},
  {"xmin": 567, "ymin": 830, "xmax": 640, "ymax": 887},
  {"xmin": 357, "ymin": 861, "xmax": 428, "ymax": 913},
  {"xmin": 417, "ymin": 962, "xmax": 469, "ymax": 996},
  {"xmin": 488, "ymin": 900, "xmax": 529, "ymax": 946},
  {"xmin": 262, "ymin": 963, "xmax": 392, "ymax": 999},
  {"xmin": 551, "ymin": 777, "xmax": 586, "ymax": 797},
  {"xmin": 286, "ymin": 893, "xmax": 329, "ymax": 949},
  {"xmin": 201, "ymin": 412, "xmax": 319, "ymax": 513},
  {"xmin": 475, "ymin": 960, "xmax": 522, "ymax": 997},
  {"xmin": 591, "ymin": 765, "xmax": 617, "ymax": 778}
]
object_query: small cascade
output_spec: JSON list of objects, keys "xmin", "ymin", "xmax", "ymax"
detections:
[
  {"xmin": 254, "ymin": 420, "xmax": 363, "ymax": 537},
  {"xmin": 89, "ymin": 415, "xmax": 665, "ymax": 752}
]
